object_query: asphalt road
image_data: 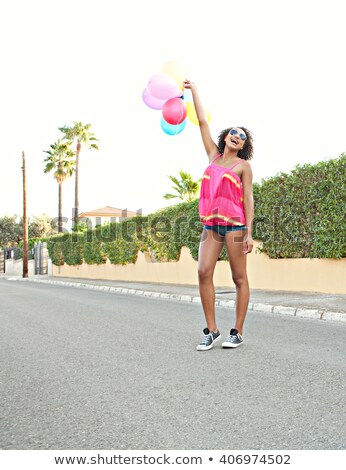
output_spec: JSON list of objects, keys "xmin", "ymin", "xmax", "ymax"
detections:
[{"xmin": 0, "ymin": 280, "xmax": 345, "ymax": 450}]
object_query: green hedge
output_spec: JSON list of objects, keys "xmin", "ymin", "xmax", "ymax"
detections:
[
  {"xmin": 47, "ymin": 154, "xmax": 346, "ymax": 265},
  {"xmin": 253, "ymin": 154, "xmax": 346, "ymax": 258}
]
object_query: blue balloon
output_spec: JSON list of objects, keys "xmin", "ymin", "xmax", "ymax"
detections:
[
  {"xmin": 160, "ymin": 117, "xmax": 187, "ymax": 135},
  {"xmin": 182, "ymin": 89, "xmax": 193, "ymax": 102}
]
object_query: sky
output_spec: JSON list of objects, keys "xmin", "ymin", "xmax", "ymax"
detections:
[{"xmin": 1, "ymin": 0, "xmax": 345, "ymax": 222}]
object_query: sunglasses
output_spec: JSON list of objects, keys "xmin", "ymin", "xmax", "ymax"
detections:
[{"xmin": 229, "ymin": 129, "xmax": 247, "ymax": 141}]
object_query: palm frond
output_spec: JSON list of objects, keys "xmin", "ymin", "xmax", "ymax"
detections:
[
  {"xmin": 43, "ymin": 139, "xmax": 76, "ymax": 180},
  {"xmin": 165, "ymin": 170, "xmax": 200, "ymax": 202}
]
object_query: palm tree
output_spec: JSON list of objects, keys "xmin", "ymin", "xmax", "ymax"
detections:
[
  {"xmin": 164, "ymin": 171, "xmax": 201, "ymax": 203},
  {"xmin": 58, "ymin": 122, "xmax": 99, "ymax": 227},
  {"xmin": 43, "ymin": 139, "xmax": 75, "ymax": 233}
]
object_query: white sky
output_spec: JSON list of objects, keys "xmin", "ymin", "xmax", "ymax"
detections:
[{"xmin": 1, "ymin": 0, "xmax": 345, "ymax": 220}]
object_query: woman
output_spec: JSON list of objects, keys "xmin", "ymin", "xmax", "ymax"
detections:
[{"xmin": 184, "ymin": 80, "xmax": 254, "ymax": 351}]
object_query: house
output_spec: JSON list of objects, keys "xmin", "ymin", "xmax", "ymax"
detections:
[{"xmin": 78, "ymin": 206, "xmax": 139, "ymax": 227}]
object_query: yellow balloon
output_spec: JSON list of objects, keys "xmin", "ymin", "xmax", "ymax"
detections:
[
  {"xmin": 162, "ymin": 61, "xmax": 186, "ymax": 91},
  {"xmin": 186, "ymin": 102, "xmax": 211, "ymax": 126},
  {"xmin": 186, "ymin": 102, "xmax": 198, "ymax": 125}
]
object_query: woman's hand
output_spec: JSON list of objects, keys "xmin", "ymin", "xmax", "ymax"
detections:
[
  {"xmin": 243, "ymin": 235, "xmax": 254, "ymax": 255},
  {"xmin": 183, "ymin": 79, "xmax": 196, "ymax": 90}
]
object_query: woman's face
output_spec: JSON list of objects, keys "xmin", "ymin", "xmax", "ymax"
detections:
[{"xmin": 224, "ymin": 127, "xmax": 247, "ymax": 151}]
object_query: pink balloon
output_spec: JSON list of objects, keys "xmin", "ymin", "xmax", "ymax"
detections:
[
  {"xmin": 162, "ymin": 98, "xmax": 187, "ymax": 125},
  {"xmin": 142, "ymin": 88, "xmax": 166, "ymax": 110},
  {"xmin": 147, "ymin": 73, "xmax": 183, "ymax": 101}
]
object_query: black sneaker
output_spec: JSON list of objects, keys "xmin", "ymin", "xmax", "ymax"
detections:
[
  {"xmin": 196, "ymin": 328, "xmax": 221, "ymax": 351},
  {"xmin": 222, "ymin": 328, "xmax": 243, "ymax": 348}
]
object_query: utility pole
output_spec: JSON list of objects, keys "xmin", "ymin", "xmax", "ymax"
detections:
[{"xmin": 22, "ymin": 151, "xmax": 28, "ymax": 278}]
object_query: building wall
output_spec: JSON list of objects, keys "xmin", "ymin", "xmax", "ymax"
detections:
[{"xmin": 52, "ymin": 241, "xmax": 346, "ymax": 294}]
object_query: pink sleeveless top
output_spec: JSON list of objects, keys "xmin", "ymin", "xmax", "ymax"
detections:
[{"xmin": 199, "ymin": 154, "xmax": 246, "ymax": 226}]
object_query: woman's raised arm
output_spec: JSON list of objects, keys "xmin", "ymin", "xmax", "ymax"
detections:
[{"xmin": 184, "ymin": 80, "xmax": 219, "ymax": 162}]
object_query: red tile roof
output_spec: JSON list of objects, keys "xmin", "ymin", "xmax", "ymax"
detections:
[{"xmin": 79, "ymin": 206, "xmax": 138, "ymax": 217}]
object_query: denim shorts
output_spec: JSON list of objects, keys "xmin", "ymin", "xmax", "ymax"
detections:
[{"xmin": 203, "ymin": 224, "xmax": 247, "ymax": 237}]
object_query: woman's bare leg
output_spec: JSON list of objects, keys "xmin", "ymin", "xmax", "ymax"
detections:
[
  {"xmin": 224, "ymin": 230, "xmax": 249, "ymax": 335},
  {"xmin": 198, "ymin": 229, "xmax": 224, "ymax": 332}
]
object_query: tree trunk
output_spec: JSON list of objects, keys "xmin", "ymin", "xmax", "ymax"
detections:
[
  {"xmin": 58, "ymin": 182, "xmax": 63, "ymax": 233},
  {"xmin": 74, "ymin": 141, "xmax": 81, "ymax": 228},
  {"xmin": 22, "ymin": 151, "xmax": 28, "ymax": 278}
]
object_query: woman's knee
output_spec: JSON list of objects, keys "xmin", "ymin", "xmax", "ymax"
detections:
[
  {"xmin": 232, "ymin": 272, "xmax": 248, "ymax": 287},
  {"xmin": 198, "ymin": 266, "xmax": 214, "ymax": 282}
]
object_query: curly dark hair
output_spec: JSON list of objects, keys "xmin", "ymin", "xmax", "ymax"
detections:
[{"xmin": 217, "ymin": 127, "xmax": 254, "ymax": 160}]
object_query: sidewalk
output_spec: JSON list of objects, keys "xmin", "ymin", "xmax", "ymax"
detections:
[{"xmin": 2, "ymin": 274, "xmax": 346, "ymax": 323}]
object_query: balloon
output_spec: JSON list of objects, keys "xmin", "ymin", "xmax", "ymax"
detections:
[
  {"xmin": 162, "ymin": 60, "xmax": 186, "ymax": 91},
  {"xmin": 162, "ymin": 98, "xmax": 187, "ymax": 125},
  {"xmin": 147, "ymin": 73, "xmax": 183, "ymax": 101},
  {"xmin": 142, "ymin": 88, "xmax": 166, "ymax": 110},
  {"xmin": 182, "ymin": 89, "xmax": 193, "ymax": 102},
  {"xmin": 186, "ymin": 102, "xmax": 211, "ymax": 125},
  {"xmin": 160, "ymin": 117, "xmax": 187, "ymax": 136}
]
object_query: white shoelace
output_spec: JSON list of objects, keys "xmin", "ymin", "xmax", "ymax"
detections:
[
  {"xmin": 228, "ymin": 333, "xmax": 241, "ymax": 342},
  {"xmin": 200, "ymin": 333, "xmax": 213, "ymax": 345}
]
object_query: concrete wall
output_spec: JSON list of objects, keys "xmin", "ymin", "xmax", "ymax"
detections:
[
  {"xmin": 52, "ymin": 241, "xmax": 346, "ymax": 294},
  {"xmin": 5, "ymin": 259, "xmax": 35, "ymax": 276},
  {"xmin": 4, "ymin": 257, "xmax": 52, "ymax": 276}
]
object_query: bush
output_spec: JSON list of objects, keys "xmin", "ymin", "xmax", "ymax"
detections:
[{"xmin": 253, "ymin": 154, "xmax": 346, "ymax": 258}]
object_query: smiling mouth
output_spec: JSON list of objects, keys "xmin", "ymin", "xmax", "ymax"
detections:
[{"xmin": 231, "ymin": 138, "xmax": 238, "ymax": 144}]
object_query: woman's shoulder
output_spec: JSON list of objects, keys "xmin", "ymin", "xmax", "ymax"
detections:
[
  {"xmin": 235, "ymin": 158, "xmax": 251, "ymax": 173},
  {"xmin": 239, "ymin": 156, "xmax": 252, "ymax": 165},
  {"xmin": 240, "ymin": 159, "xmax": 253, "ymax": 182}
]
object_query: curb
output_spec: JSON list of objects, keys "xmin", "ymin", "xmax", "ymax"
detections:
[{"xmin": 2, "ymin": 276, "xmax": 346, "ymax": 323}]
